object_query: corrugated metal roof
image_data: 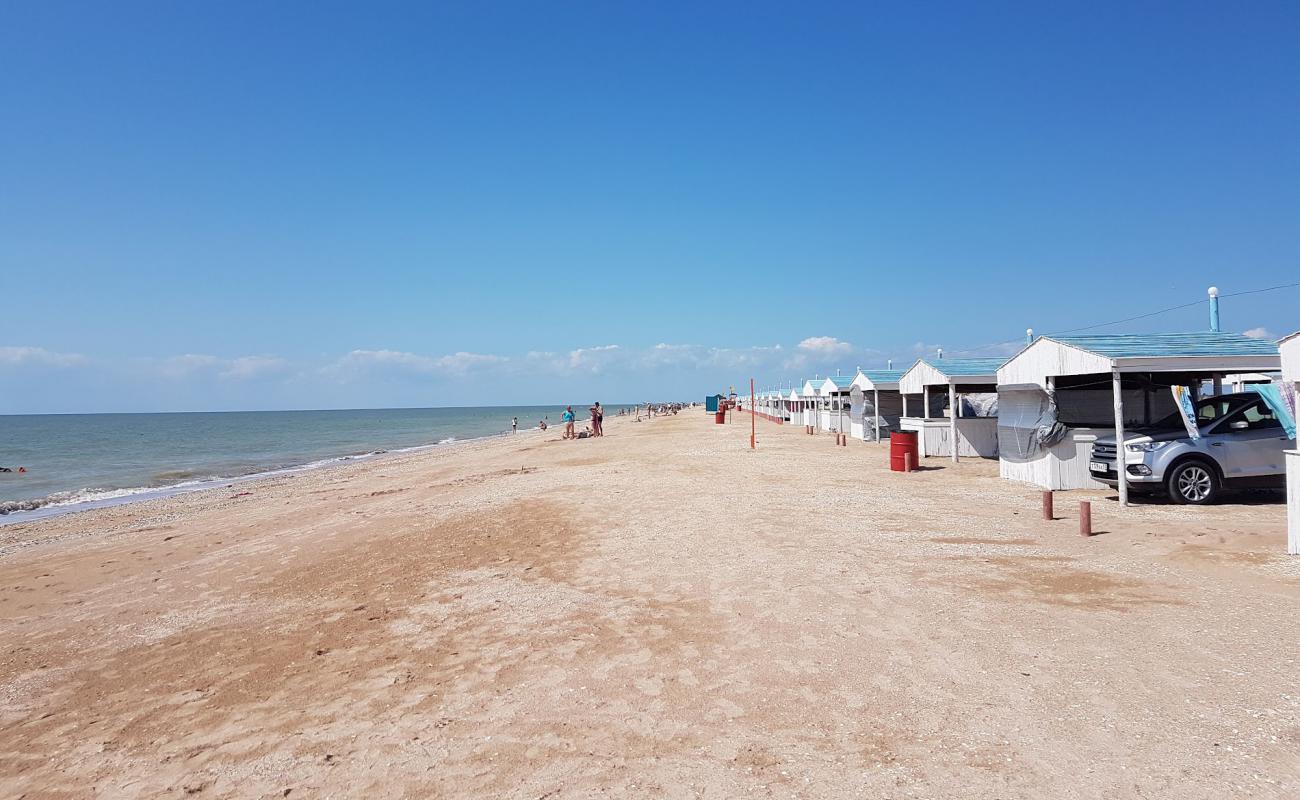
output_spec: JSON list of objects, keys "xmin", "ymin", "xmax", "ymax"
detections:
[
  {"xmin": 917, "ymin": 358, "xmax": 1006, "ymax": 377},
  {"xmin": 1049, "ymin": 331, "xmax": 1279, "ymax": 359},
  {"xmin": 857, "ymin": 369, "xmax": 904, "ymax": 383}
]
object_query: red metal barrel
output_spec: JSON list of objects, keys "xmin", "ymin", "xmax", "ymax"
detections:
[
  {"xmin": 890, "ymin": 431, "xmax": 918, "ymax": 472},
  {"xmin": 715, "ymin": 410, "xmax": 726, "ymax": 424}
]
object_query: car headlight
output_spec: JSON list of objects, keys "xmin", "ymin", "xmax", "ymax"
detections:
[{"xmin": 1126, "ymin": 441, "xmax": 1170, "ymax": 453}]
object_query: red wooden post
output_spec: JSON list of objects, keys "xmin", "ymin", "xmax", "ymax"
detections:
[
  {"xmin": 904, "ymin": 452, "xmax": 915, "ymax": 473},
  {"xmin": 1042, "ymin": 490, "xmax": 1054, "ymax": 521},
  {"xmin": 1079, "ymin": 501, "xmax": 1092, "ymax": 536}
]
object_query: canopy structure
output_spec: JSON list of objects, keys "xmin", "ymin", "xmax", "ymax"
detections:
[
  {"xmin": 817, "ymin": 375, "xmax": 855, "ymax": 433},
  {"xmin": 898, "ymin": 358, "xmax": 1003, "ymax": 461},
  {"xmin": 851, "ymin": 369, "xmax": 905, "ymax": 441},
  {"xmin": 1281, "ymin": 332, "xmax": 1299, "ymax": 555},
  {"xmin": 996, "ymin": 332, "xmax": 1282, "ymax": 502}
]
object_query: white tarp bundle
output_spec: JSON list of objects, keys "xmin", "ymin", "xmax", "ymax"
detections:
[{"xmin": 997, "ymin": 386, "xmax": 1067, "ymax": 463}]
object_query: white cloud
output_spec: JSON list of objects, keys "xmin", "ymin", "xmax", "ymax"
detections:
[
  {"xmin": 655, "ymin": 344, "xmax": 785, "ymax": 371},
  {"xmin": 0, "ymin": 345, "xmax": 87, "ymax": 368},
  {"xmin": 219, "ymin": 355, "xmax": 289, "ymax": 381},
  {"xmin": 567, "ymin": 344, "xmax": 621, "ymax": 373},
  {"xmin": 326, "ymin": 348, "xmax": 506, "ymax": 378},
  {"xmin": 155, "ymin": 353, "xmax": 289, "ymax": 381},
  {"xmin": 797, "ymin": 336, "xmax": 853, "ymax": 355},
  {"xmin": 432, "ymin": 351, "xmax": 508, "ymax": 373},
  {"xmin": 1242, "ymin": 327, "xmax": 1274, "ymax": 340}
]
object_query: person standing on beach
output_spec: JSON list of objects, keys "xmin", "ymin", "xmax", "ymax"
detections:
[
  {"xmin": 512, "ymin": 416, "xmax": 518, "ymax": 434},
  {"xmin": 562, "ymin": 406, "xmax": 575, "ymax": 439},
  {"xmin": 595, "ymin": 402, "xmax": 604, "ymax": 436},
  {"xmin": 589, "ymin": 403, "xmax": 600, "ymax": 437}
]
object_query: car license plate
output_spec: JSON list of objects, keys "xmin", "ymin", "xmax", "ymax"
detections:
[{"xmin": 1089, "ymin": 461, "xmax": 1109, "ymax": 472}]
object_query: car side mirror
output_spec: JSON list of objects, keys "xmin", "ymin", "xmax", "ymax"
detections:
[{"xmin": 1229, "ymin": 420, "xmax": 1248, "ymax": 430}]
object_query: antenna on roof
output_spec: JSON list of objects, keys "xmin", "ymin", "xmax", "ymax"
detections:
[
  {"xmin": 1208, "ymin": 286, "xmax": 1220, "ymax": 332},
  {"xmin": 1026, "ymin": 328, "xmax": 1034, "ymax": 344}
]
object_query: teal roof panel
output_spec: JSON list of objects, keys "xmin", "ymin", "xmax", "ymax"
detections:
[
  {"xmin": 857, "ymin": 369, "xmax": 905, "ymax": 383},
  {"xmin": 1049, "ymin": 332, "xmax": 1279, "ymax": 359},
  {"xmin": 918, "ymin": 358, "xmax": 1006, "ymax": 377}
]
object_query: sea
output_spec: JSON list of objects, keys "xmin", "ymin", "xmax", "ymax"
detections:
[{"xmin": 0, "ymin": 405, "xmax": 630, "ymax": 524}]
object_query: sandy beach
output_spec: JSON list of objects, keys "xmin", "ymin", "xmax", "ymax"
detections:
[{"xmin": 2, "ymin": 411, "xmax": 1299, "ymax": 798}]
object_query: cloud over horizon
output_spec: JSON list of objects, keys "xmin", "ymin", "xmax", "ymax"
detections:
[
  {"xmin": 0, "ymin": 337, "xmax": 903, "ymax": 413},
  {"xmin": 0, "ymin": 346, "xmax": 87, "ymax": 368}
]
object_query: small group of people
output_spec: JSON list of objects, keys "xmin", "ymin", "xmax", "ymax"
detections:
[{"xmin": 561, "ymin": 402, "xmax": 604, "ymax": 440}]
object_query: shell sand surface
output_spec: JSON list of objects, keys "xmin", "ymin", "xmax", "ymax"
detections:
[{"xmin": 2, "ymin": 412, "xmax": 1298, "ymax": 797}]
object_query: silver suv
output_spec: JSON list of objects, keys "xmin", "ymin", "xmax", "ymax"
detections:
[{"xmin": 1089, "ymin": 392, "xmax": 1294, "ymax": 504}]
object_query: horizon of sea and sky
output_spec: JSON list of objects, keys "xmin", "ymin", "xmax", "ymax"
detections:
[{"xmin": 0, "ymin": 404, "xmax": 640, "ymax": 525}]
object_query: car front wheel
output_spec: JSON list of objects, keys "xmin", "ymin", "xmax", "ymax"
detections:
[{"xmin": 1166, "ymin": 460, "xmax": 1218, "ymax": 505}]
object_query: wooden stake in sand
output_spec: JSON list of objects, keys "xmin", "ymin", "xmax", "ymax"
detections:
[
  {"xmin": 1042, "ymin": 490, "xmax": 1054, "ymax": 521},
  {"xmin": 1080, "ymin": 501, "xmax": 1093, "ymax": 536}
]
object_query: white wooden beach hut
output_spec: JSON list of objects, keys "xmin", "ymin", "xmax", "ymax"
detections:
[
  {"xmin": 850, "ymin": 369, "xmax": 905, "ymax": 441},
  {"xmin": 818, "ymin": 375, "xmax": 855, "ymax": 432},
  {"xmin": 787, "ymin": 388, "xmax": 802, "ymax": 426},
  {"xmin": 770, "ymin": 388, "xmax": 787, "ymax": 422},
  {"xmin": 801, "ymin": 378, "xmax": 822, "ymax": 428},
  {"xmin": 996, "ymin": 332, "xmax": 1283, "ymax": 502},
  {"xmin": 898, "ymin": 358, "xmax": 1002, "ymax": 461},
  {"xmin": 1280, "ymin": 332, "xmax": 1299, "ymax": 555}
]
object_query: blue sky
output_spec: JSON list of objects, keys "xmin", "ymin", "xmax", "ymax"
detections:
[{"xmin": 2, "ymin": 1, "xmax": 1297, "ymax": 413}]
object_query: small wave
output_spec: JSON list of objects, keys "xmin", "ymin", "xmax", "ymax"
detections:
[
  {"xmin": 3, "ymin": 428, "xmax": 486, "ymax": 523},
  {"xmin": 0, "ymin": 484, "xmax": 191, "ymax": 516}
]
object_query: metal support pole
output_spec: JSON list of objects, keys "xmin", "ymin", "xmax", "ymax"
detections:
[
  {"xmin": 874, "ymin": 388, "xmax": 881, "ymax": 442},
  {"xmin": 949, "ymin": 383, "xmax": 959, "ymax": 464},
  {"xmin": 1112, "ymin": 369, "xmax": 1128, "ymax": 507},
  {"xmin": 750, "ymin": 378, "xmax": 755, "ymax": 449}
]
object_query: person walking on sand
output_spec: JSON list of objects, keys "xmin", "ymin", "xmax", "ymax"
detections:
[
  {"xmin": 562, "ymin": 406, "xmax": 575, "ymax": 439},
  {"xmin": 512, "ymin": 416, "xmax": 518, "ymax": 434}
]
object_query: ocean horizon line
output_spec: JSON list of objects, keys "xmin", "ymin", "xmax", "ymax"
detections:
[{"xmin": 0, "ymin": 401, "xmax": 654, "ymax": 419}]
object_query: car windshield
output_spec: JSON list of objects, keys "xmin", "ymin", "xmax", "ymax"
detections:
[{"xmin": 1148, "ymin": 397, "xmax": 1242, "ymax": 430}]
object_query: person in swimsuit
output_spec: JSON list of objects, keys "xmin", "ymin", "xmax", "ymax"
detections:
[{"xmin": 562, "ymin": 406, "xmax": 575, "ymax": 439}]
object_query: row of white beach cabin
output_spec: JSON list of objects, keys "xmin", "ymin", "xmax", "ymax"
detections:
[{"xmin": 763, "ymin": 331, "xmax": 1294, "ymax": 509}]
